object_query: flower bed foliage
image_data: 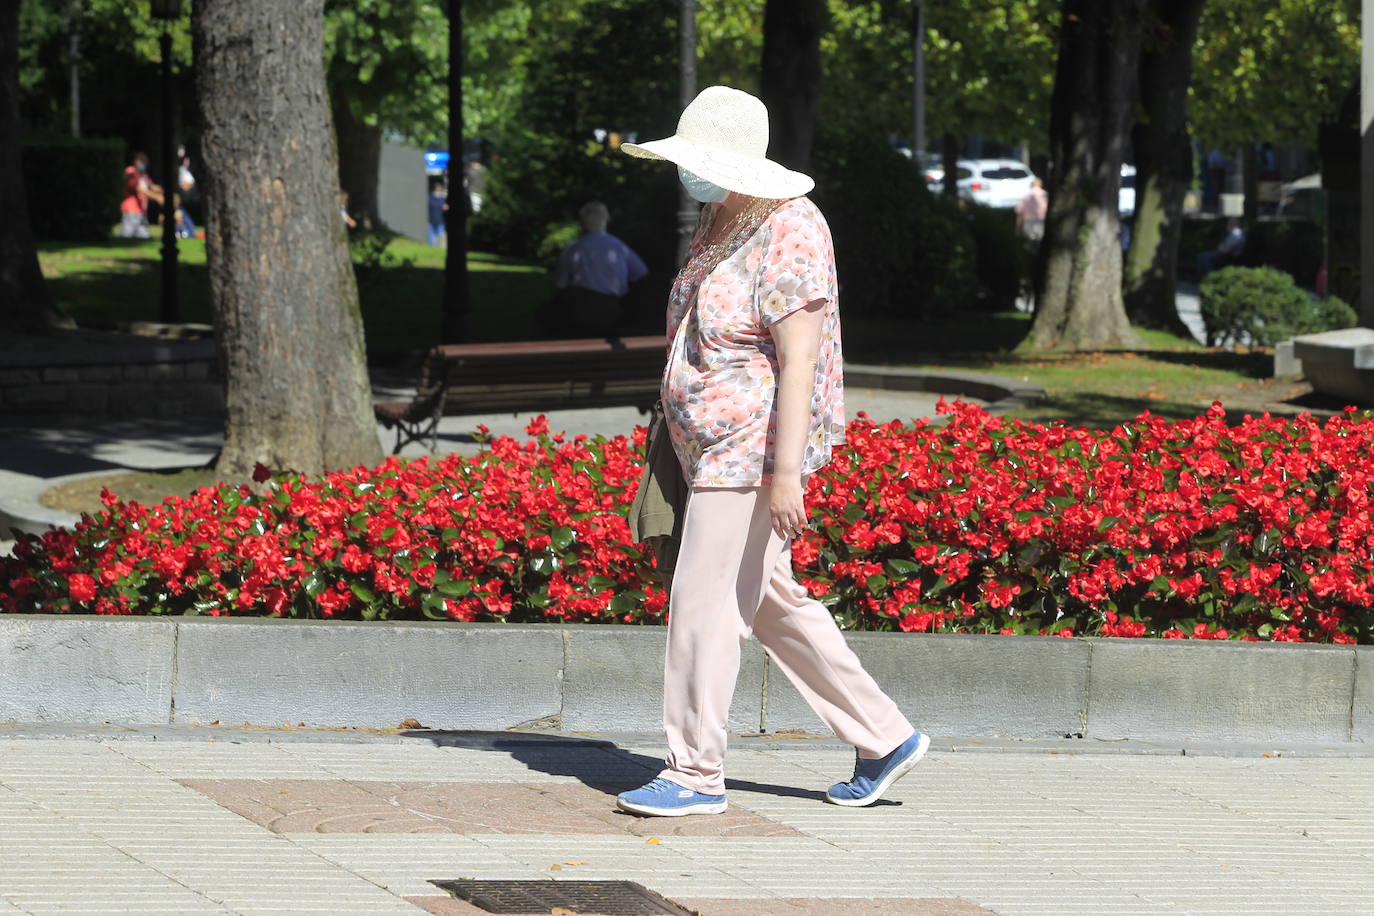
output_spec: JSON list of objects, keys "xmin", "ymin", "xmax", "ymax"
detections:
[{"xmin": 4, "ymin": 404, "xmax": 1373, "ymax": 644}]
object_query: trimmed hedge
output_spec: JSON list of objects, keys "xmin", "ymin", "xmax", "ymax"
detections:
[
  {"xmin": 21, "ymin": 138, "xmax": 125, "ymax": 241},
  {"xmin": 1200, "ymin": 266, "xmax": 1357, "ymax": 347}
]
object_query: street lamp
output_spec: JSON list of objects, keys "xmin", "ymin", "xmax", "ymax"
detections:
[{"xmin": 150, "ymin": 0, "xmax": 181, "ymax": 324}]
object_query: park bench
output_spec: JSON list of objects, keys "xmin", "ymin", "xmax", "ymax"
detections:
[{"xmin": 374, "ymin": 336, "xmax": 664, "ymax": 452}]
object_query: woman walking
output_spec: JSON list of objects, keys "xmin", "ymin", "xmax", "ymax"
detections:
[{"xmin": 616, "ymin": 86, "xmax": 928, "ymax": 817}]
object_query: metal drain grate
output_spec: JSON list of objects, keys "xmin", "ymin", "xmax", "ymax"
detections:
[{"xmin": 431, "ymin": 879, "xmax": 693, "ymax": 915}]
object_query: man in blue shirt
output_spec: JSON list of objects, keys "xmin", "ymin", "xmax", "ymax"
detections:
[{"xmin": 538, "ymin": 201, "xmax": 648, "ymax": 338}]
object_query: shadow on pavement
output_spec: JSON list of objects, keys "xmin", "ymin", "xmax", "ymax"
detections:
[{"xmin": 399, "ymin": 729, "xmax": 845, "ymax": 805}]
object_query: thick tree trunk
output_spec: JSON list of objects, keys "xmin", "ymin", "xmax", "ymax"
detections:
[
  {"xmin": 441, "ymin": 0, "xmax": 468, "ymax": 342},
  {"xmin": 941, "ymin": 132, "xmax": 959, "ymax": 200},
  {"xmin": 332, "ymin": 93, "xmax": 383, "ymax": 230},
  {"xmin": 0, "ymin": 0, "xmax": 70, "ymax": 331},
  {"xmin": 759, "ymin": 0, "xmax": 823, "ymax": 173},
  {"xmin": 1123, "ymin": 0, "xmax": 1204, "ymax": 337},
  {"xmin": 1026, "ymin": 0, "xmax": 1145, "ymax": 352},
  {"xmin": 194, "ymin": 0, "xmax": 382, "ymax": 477}
]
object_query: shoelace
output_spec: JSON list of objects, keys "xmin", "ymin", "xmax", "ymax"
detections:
[{"xmin": 645, "ymin": 777, "xmax": 677, "ymax": 794}]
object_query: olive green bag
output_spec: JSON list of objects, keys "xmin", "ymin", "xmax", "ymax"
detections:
[{"xmin": 628, "ymin": 400, "xmax": 688, "ymax": 592}]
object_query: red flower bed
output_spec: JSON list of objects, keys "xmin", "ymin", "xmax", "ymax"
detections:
[{"xmin": 3, "ymin": 403, "xmax": 1372, "ymax": 644}]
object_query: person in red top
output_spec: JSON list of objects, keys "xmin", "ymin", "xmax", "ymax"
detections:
[{"xmin": 119, "ymin": 152, "xmax": 164, "ymax": 239}]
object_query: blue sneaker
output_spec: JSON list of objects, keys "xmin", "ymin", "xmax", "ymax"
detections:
[
  {"xmin": 825, "ymin": 732, "xmax": 930, "ymax": 807},
  {"xmin": 616, "ymin": 777, "xmax": 728, "ymax": 817}
]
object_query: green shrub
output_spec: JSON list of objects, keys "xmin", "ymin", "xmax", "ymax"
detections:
[
  {"xmin": 1199, "ymin": 266, "xmax": 1355, "ymax": 348},
  {"xmin": 21, "ymin": 137, "xmax": 125, "ymax": 241},
  {"xmin": 810, "ymin": 129, "xmax": 976, "ymax": 318},
  {"xmin": 966, "ymin": 204, "xmax": 1029, "ymax": 312},
  {"xmin": 536, "ymin": 220, "xmax": 580, "ymax": 270}
]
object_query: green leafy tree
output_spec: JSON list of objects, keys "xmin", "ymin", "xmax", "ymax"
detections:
[
  {"xmin": 1190, "ymin": 0, "xmax": 1359, "ymax": 148},
  {"xmin": 325, "ymin": 0, "xmax": 448, "ymax": 228}
]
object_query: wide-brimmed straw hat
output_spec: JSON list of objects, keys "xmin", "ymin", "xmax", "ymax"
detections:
[{"xmin": 621, "ymin": 85, "xmax": 814, "ymax": 199}]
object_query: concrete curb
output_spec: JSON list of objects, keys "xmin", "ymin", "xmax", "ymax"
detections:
[{"xmin": 1, "ymin": 616, "xmax": 1367, "ymax": 746}]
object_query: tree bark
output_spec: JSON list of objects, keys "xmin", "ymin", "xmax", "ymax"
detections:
[
  {"xmin": 759, "ymin": 0, "xmax": 823, "ymax": 173},
  {"xmin": 441, "ymin": 0, "xmax": 468, "ymax": 342},
  {"xmin": 194, "ymin": 0, "xmax": 382, "ymax": 477},
  {"xmin": 332, "ymin": 93, "xmax": 383, "ymax": 230},
  {"xmin": 941, "ymin": 131, "xmax": 959, "ymax": 200},
  {"xmin": 1026, "ymin": 0, "xmax": 1145, "ymax": 352},
  {"xmin": 0, "ymin": 0, "xmax": 70, "ymax": 331},
  {"xmin": 1123, "ymin": 0, "xmax": 1204, "ymax": 337}
]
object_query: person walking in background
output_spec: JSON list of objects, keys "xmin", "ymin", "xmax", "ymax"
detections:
[
  {"xmin": 536, "ymin": 201, "xmax": 648, "ymax": 338},
  {"xmin": 1196, "ymin": 218, "xmax": 1245, "ymax": 279},
  {"xmin": 427, "ymin": 179, "xmax": 448, "ymax": 247},
  {"xmin": 614, "ymin": 86, "xmax": 928, "ymax": 818},
  {"xmin": 339, "ymin": 191, "xmax": 357, "ymax": 229},
  {"xmin": 119, "ymin": 152, "xmax": 163, "ymax": 239},
  {"xmin": 1015, "ymin": 176, "xmax": 1048, "ymax": 241}
]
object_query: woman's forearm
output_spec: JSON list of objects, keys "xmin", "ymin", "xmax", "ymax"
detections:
[
  {"xmin": 769, "ymin": 301, "xmax": 826, "ymax": 479},
  {"xmin": 773, "ymin": 355, "xmax": 815, "ymax": 478}
]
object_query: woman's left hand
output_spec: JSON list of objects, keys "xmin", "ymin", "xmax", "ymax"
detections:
[{"xmin": 770, "ymin": 474, "xmax": 808, "ymax": 540}]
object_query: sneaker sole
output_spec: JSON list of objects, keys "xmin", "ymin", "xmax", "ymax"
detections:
[
  {"xmin": 615, "ymin": 798, "xmax": 728, "ymax": 817},
  {"xmin": 824, "ymin": 732, "xmax": 930, "ymax": 807}
]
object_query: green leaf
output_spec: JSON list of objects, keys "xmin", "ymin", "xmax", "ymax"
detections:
[
  {"xmin": 609, "ymin": 593, "xmax": 640, "ymax": 612},
  {"xmin": 885, "ymin": 558, "xmax": 922, "ymax": 577},
  {"xmin": 302, "ymin": 570, "xmax": 326, "ymax": 597},
  {"xmin": 551, "ymin": 526, "xmax": 575, "ymax": 550},
  {"xmin": 866, "ymin": 574, "xmax": 888, "ymax": 593},
  {"xmin": 437, "ymin": 578, "xmax": 472, "ymax": 597},
  {"xmin": 350, "ymin": 582, "xmax": 375, "ymax": 603}
]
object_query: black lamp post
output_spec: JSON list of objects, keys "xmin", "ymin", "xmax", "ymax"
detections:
[{"xmin": 150, "ymin": 0, "xmax": 181, "ymax": 324}]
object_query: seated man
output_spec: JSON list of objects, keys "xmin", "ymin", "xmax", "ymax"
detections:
[
  {"xmin": 537, "ymin": 201, "xmax": 648, "ymax": 338},
  {"xmin": 1197, "ymin": 219, "xmax": 1245, "ymax": 280}
]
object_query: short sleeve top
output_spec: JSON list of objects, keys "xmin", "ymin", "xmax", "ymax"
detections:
[{"xmin": 662, "ymin": 196, "xmax": 845, "ymax": 488}]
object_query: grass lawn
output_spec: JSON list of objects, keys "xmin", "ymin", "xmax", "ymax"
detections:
[
  {"xmin": 35, "ymin": 238, "xmax": 1332, "ymax": 437},
  {"xmin": 37, "ymin": 235, "xmax": 555, "ymax": 353}
]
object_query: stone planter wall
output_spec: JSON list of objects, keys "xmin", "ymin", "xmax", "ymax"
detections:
[{"xmin": 1, "ymin": 616, "xmax": 1368, "ymax": 745}]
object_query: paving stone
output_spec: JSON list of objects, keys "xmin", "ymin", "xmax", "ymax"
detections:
[
  {"xmin": 181, "ymin": 778, "xmax": 801, "ymax": 837},
  {"xmin": 676, "ymin": 899, "xmax": 997, "ymax": 915}
]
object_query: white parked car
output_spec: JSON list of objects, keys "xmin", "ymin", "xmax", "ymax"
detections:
[{"xmin": 925, "ymin": 158, "xmax": 1037, "ymax": 208}]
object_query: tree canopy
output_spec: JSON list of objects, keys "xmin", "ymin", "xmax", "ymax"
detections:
[{"xmin": 1189, "ymin": 0, "xmax": 1361, "ymax": 146}]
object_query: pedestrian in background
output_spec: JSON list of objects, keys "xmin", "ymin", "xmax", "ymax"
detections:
[
  {"xmin": 119, "ymin": 152, "xmax": 164, "ymax": 239},
  {"xmin": 535, "ymin": 201, "xmax": 648, "ymax": 338},
  {"xmin": 1015, "ymin": 176, "xmax": 1048, "ymax": 241},
  {"xmin": 615, "ymin": 86, "xmax": 928, "ymax": 818},
  {"xmin": 427, "ymin": 179, "xmax": 448, "ymax": 247}
]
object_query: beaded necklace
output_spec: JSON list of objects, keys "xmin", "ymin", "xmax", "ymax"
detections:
[{"xmin": 677, "ymin": 196, "xmax": 779, "ymax": 308}]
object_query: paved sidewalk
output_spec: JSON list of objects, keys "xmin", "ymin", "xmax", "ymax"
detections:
[{"xmin": 2, "ymin": 730, "xmax": 1372, "ymax": 915}]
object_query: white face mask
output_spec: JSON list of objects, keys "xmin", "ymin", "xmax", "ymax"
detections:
[{"xmin": 678, "ymin": 166, "xmax": 728, "ymax": 203}]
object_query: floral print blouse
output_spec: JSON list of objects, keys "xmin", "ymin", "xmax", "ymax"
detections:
[{"xmin": 662, "ymin": 196, "xmax": 845, "ymax": 488}]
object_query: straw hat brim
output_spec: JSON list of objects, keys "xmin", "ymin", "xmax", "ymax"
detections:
[{"xmin": 622, "ymin": 134, "xmax": 814, "ymax": 200}]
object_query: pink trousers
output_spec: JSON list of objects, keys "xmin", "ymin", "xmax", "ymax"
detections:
[{"xmin": 659, "ymin": 486, "xmax": 915, "ymax": 795}]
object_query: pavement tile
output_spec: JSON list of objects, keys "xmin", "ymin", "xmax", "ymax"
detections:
[
  {"xmin": 181, "ymin": 778, "xmax": 802, "ymax": 837},
  {"xmin": 677, "ymin": 899, "xmax": 996, "ymax": 915}
]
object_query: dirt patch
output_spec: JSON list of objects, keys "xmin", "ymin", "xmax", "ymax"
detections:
[{"xmin": 42, "ymin": 467, "xmax": 229, "ymax": 517}]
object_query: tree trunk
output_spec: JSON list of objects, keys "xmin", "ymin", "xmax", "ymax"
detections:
[
  {"xmin": 1123, "ymin": 0, "xmax": 1204, "ymax": 337},
  {"xmin": 441, "ymin": 0, "xmax": 468, "ymax": 342},
  {"xmin": 194, "ymin": 0, "xmax": 382, "ymax": 477},
  {"xmin": 332, "ymin": 93, "xmax": 383, "ymax": 230},
  {"xmin": 1026, "ymin": 0, "xmax": 1145, "ymax": 352},
  {"xmin": 0, "ymin": 0, "xmax": 70, "ymax": 332},
  {"xmin": 941, "ymin": 132, "xmax": 959, "ymax": 200},
  {"xmin": 759, "ymin": 0, "xmax": 823, "ymax": 173}
]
